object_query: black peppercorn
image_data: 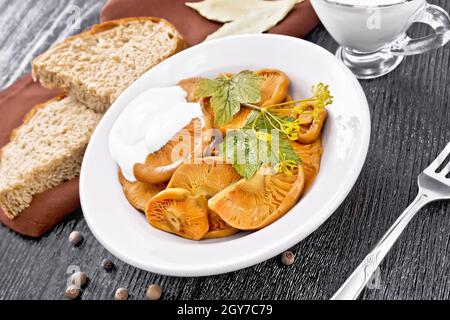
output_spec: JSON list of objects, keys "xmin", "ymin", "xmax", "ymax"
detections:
[{"xmin": 101, "ymin": 258, "xmax": 114, "ymax": 271}]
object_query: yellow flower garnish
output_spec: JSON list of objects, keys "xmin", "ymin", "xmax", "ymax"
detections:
[
  {"xmin": 280, "ymin": 119, "xmax": 301, "ymax": 141},
  {"xmin": 263, "ymin": 82, "xmax": 333, "ymax": 121},
  {"xmin": 311, "ymin": 83, "xmax": 333, "ymax": 109},
  {"xmin": 293, "ymin": 104, "xmax": 308, "ymax": 115},
  {"xmin": 275, "ymin": 159, "xmax": 298, "ymax": 175}
]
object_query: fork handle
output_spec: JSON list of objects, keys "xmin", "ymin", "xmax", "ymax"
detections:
[{"xmin": 331, "ymin": 193, "xmax": 431, "ymax": 300}]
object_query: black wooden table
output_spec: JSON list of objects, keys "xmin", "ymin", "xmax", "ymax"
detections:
[{"xmin": 0, "ymin": 0, "xmax": 449, "ymax": 300}]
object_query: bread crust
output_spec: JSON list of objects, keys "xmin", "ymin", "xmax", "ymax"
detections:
[
  {"xmin": 32, "ymin": 17, "xmax": 188, "ymax": 82},
  {"xmin": 0, "ymin": 95, "xmax": 65, "ymax": 167},
  {"xmin": 9, "ymin": 95, "xmax": 66, "ymax": 141},
  {"xmin": 0, "ymin": 97, "xmax": 62, "ymax": 219},
  {"xmin": 0, "ymin": 96, "xmax": 101, "ymax": 219},
  {"xmin": 61, "ymin": 17, "xmax": 186, "ymax": 53}
]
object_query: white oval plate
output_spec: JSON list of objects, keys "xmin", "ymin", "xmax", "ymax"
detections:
[{"xmin": 80, "ymin": 34, "xmax": 370, "ymax": 277}]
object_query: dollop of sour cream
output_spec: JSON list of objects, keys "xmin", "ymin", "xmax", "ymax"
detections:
[{"xmin": 109, "ymin": 86, "xmax": 203, "ymax": 182}]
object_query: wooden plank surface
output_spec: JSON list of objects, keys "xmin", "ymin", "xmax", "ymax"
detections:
[{"xmin": 0, "ymin": 0, "xmax": 449, "ymax": 300}]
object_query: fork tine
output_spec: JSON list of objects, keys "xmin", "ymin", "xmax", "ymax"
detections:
[
  {"xmin": 427, "ymin": 142, "xmax": 450, "ymax": 172},
  {"xmin": 439, "ymin": 162, "xmax": 450, "ymax": 177}
]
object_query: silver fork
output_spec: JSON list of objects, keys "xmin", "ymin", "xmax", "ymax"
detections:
[{"xmin": 332, "ymin": 142, "xmax": 450, "ymax": 300}]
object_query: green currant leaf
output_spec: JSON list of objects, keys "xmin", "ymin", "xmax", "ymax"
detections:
[{"xmin": 194, "ymin": 70, "xmax": 263, "ymax": 126}]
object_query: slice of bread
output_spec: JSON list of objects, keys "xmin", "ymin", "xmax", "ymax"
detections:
[
  {"xmin": 32, "ymin": 17, "xmax": 187, "ymax": 113},
  {"xmin": 0, "ymin": 96, "xmax": 102, "ymax": 219}
]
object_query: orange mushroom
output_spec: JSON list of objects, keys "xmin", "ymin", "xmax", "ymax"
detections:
[{"xmin": 208, "ymin": 164, "xmax": 305, "ymax": 230}]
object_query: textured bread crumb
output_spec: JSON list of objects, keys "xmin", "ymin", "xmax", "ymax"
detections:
[
  {"xmin": 0, "ymin": 96, "xmax": 102, "ymax": 219},
  {"xmin": 32, "ymin": 18, "xmax": 187, "ymax": 113}
]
